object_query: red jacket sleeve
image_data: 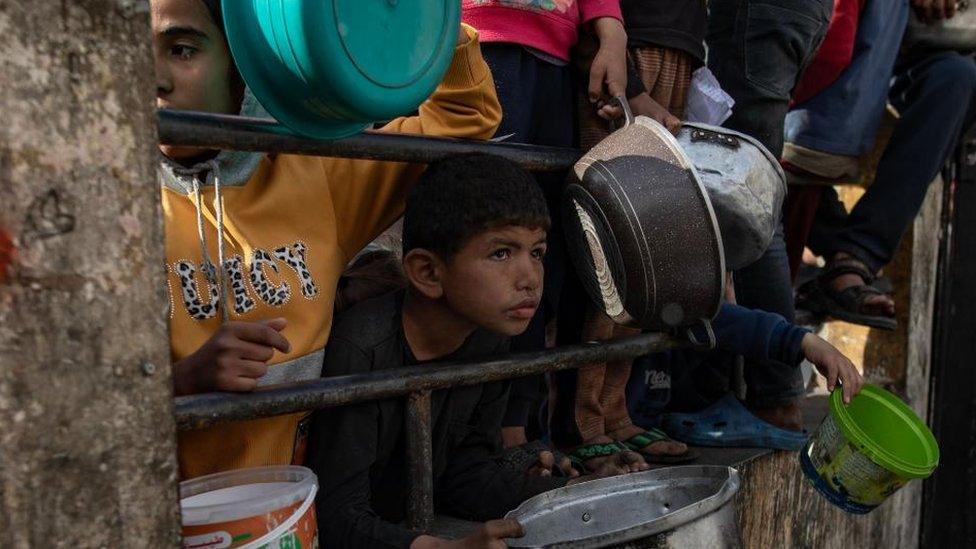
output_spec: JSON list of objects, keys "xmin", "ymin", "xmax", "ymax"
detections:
[{"xmin": 579, "ymin": 0, "xmax": 622, "ymax": 24}]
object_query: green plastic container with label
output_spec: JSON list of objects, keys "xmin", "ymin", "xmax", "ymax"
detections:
[
  {"xmin": 222, "ymin": 0, "xmax": 460, "ymax": 139},
  {"xmin": 800, "ymin": 384, "xmax": 939, "ymax": 514}
]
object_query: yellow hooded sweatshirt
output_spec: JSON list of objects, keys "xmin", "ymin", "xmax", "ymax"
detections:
[{"xmin": 160, "ymin": 26, "xmax": 501, "ymax": 479}]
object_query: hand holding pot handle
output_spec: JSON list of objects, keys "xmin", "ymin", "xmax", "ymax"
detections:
[{"xmin": 607, "ymin": 95, "xmax": 635, "ymax": 131}]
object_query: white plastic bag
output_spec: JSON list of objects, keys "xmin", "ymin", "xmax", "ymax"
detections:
[{"xmin": 685, "ymin": 67, "xmax": 735, "ymax": 126}]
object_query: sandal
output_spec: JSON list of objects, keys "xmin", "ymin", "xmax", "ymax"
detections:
[
  {"xmin": 797, "ymin": 257, "xmax": 897, "ymax": 331},
  {"xmin": 566, "ymin": 441, "xmax": 629, "ymax": 474},
  {"xmin": 661, "ymin": 393, "xmax": 809, "ymax": 451},
  {"xmin": 618, "ymin": 428, "xmax": 698, "ymax": 464}
]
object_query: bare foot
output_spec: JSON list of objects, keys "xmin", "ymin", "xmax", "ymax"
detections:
[
  {"xmin": 750, "ymin": 401, "xmax": 803, "ymax": 432},
  {"xmin": 829, "ymin": 253, "xmax": 895, "ymax": 316},
  {"xmin": 608, "ymin": 423, "xmax": 687, "ymax": 458}
]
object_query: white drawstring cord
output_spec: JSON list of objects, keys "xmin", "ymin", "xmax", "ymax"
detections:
[{"xmin": 206, "ymin": 159, "xmax": 231, "ymax": 324}]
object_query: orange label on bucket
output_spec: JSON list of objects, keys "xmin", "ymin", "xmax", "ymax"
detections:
[{"xmin": 182, "ymin": 499, "xmax": 318, "ymax": 549}]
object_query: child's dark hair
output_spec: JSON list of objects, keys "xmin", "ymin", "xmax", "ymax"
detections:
[
  {"xmin": 335, "ymin": 250, "xmax": 405, "ymax": 314},
  {"xmin": 200, "ymin": 0, "xmax": 225, "ymax": 33},
  {"xmin": 402, "ymin": 153, "xmax": 550, "ymax": 258},
  {"xmin": 200, "ymin": 0, "xmax": 246, "ymax": 106}
]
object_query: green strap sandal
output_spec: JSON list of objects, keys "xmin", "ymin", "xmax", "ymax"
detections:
[
  {"xmin": 620, "ymin": 428, "xmax": 698, "ymax": 465},
  {"xmin": 567, "ymin": 441, "xmax": 630, "ymax": 473}
]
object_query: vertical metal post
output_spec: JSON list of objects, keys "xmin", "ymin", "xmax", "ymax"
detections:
[{"xmin": 405, "ymin": 390, "xmax": 434, "ymax": 530}]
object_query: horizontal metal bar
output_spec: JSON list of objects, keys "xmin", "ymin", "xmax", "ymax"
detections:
[
  {"xmin": 157, "ymin": 109, "xmax": 581, "ymax": 172},
  {"xmin": 158, "ymin": 110, "xmax": 854, "ymax": 186},
  {"xmin": 174, "ymin": 332, "xmax": 686, "ymax": 430}
]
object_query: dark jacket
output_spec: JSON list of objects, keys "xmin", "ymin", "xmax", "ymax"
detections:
[
  {"xmin": 628, "ymin": 303, "xmax": 811, "ymax": 420},
  {"xmin": 307, "ymin": 292, "xmax": 565, "ymax": 549}
]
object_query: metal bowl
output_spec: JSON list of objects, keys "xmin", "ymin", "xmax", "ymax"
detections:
[
  {"xmin": 505, "ymin": 466, "xmax": 741, "ymax": 548},
  {"xmin": 676, "ymin": 123, "xmax": 787, "ymax": 271}
]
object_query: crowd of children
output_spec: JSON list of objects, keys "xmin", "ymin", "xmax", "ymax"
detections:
[{"xmin": 148, "ymin": 0, "xmax": 975, "ymax": 547}]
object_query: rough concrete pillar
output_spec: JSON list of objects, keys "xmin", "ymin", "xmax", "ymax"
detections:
[{"xmin": 0, "ymin": 1, "xmax": 179, "ymax": 547}]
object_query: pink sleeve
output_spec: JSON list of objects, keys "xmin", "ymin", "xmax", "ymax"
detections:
[{"xmin": 579, "ymin": 0, "xmax": 622, "ymax": 23}]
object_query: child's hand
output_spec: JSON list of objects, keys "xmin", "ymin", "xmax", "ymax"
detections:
[
  {"xmin": 588, "ymin": 17, "xmax": 628, "ymax": 104},
  {"xmin": 412, "ymin": 519, "xmax": 524, "ymax": 548},
  {"xmin": 801, "ymin": 333, "xmax": 864, "ymax": 404},
  {"xmin": 628, "ymin": 93, "xmax": 682, "ymax": 134},
  {"xmin": 527, "ymin": 450, "xmax": 579, "ymax": 478},
  {"xmin": 173, "ymin": 318, "xmax": 290, "ymax": 395},
  {"xmin": 566, "ymin": 450, "xmax": 648, "ymax": 485}
]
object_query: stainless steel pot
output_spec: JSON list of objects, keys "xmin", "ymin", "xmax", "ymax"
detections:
[
  {"xmin": 675, "ymin": 122, "xmax": 787, "ymax": 271},
  {"xmin": 563, "ymin": 102, "xmax": 725, "ymax": 330},
  {"xmin": 505, "ymin": 465, "xmax": 742, "ymax": 549},
  {"xmin": 905, "ymin": 2, "xmax": 976, "ymax": 51}
]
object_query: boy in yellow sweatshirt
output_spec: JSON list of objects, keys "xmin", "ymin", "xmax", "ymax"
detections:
[{"xmin": 151, "ymin": 0, "xmax": 501, "ymax": 479}]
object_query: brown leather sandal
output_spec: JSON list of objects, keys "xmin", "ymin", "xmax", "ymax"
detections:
[{"xmin": 797, "ymin": 257, "xmax": 896, "ymax": 331}]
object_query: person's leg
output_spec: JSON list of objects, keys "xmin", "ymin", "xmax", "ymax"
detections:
[
  {"xmin": 803, "ymin": 53, "xmax": 976, "ymax": 325},
  {"xmin": 737, "ymin": 225, "xmax": 807, "ymax": 425},
  {"xmin": 550, "ymin": 308, "xmax": 612, "ymax": 451},
  {"xmin": 706, "ymin": 0, "xmax": 831, "ymax": 427},
  {"xmin": 630, "ymin": 46, "xmax": 695, "ymax": 118},
  {"xmin": 602, "ymin": 324, "xmax": 688, "ymax": 458},
  {"xmin": 826, "ymin": 52, "xmax": 976, "ymax": 272},
  {"xmin": 707, "ymin": 0, "xmax": 832, "ymax": 158},
  {"xmin": 807, "ymin": 186, "xmax": 849, "ymax": 258}
]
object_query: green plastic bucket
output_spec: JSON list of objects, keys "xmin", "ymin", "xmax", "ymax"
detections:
[
  {"xmin": 800, "ymin": 384, "xmax": 939, "ymax": 514},
  {"xmin": 222, "ymin": 0, "xmax": 460, "ymax": 139}
]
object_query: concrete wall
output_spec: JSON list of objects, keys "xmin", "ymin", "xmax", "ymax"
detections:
[
  {"xmin": 0, "ymin": 1, "xmax": 179, "ymax": 547},
  {"xmin": 736, "ymin": 180, "xmax": 943, "ymax": 548}
]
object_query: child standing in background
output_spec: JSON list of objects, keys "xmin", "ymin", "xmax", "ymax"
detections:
[{"xmin": 549, "ymin": 0, "xmax": 709, "ymax": 469}]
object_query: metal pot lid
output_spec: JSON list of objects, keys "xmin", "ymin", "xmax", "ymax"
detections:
[{"xmin": 505, "ymin": 466, "xmax": 741, "ymax": 548}]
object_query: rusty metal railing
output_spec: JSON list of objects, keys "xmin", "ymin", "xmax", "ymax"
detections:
[
  {"xmin": 173, "ymin": 332, "xmax": 689, "ymax": 529},
  {"xmin": 157, "ymin": 109, "xmax": 581, "ymax": 172},
  {"xmin": 158, "ymin": 109, "xmax": 840, "ymax": 530}
]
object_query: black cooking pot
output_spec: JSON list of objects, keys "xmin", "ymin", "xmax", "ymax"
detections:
[{"xmin": 563, "ymin": 101, "xmax": 725, "ymax": 330}]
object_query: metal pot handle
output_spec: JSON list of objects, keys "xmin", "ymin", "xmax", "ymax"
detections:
[
  {"xmin": 607, "ymin": 95, "xmax": 635, "ymax": 131},
  {"xmin": 685, "ymin": 319, "xmax": 716, "ymax": 349}
]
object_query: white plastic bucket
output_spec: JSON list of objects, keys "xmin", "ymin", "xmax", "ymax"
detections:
[{"xmin": 180, "ymin": 466, "xmax": 318, "ymax": 549}]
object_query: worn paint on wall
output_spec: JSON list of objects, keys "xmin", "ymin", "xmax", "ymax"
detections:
[{"xmin": 0, "ymin": 225, "xmax": 14, "ymax": 282}]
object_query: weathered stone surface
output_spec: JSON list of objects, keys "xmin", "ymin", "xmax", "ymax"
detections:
[
  {"xmin": 0, "ymin": 1, "xmax": 179, "ymax": 547},
  {"xmin": 743, "ymin": 180, "xmax": 943, "ymax": 548}
]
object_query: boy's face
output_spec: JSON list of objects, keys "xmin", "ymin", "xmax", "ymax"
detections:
[
  {"xmin": 151, "ymin": 0, "xmax": 239, "ymax": 160},
  {"xmin": 439, "ymin": 225, "xmax": 547, "ymax": 337}
]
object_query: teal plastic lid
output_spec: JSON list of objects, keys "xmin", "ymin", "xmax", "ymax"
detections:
[
  {"xmin": 222, "ymin": 0, "xmax": 460, "ymax": 139},
  {"xmin": 829, "ymin": 384, "xmax": 939, "ymax": 479}
]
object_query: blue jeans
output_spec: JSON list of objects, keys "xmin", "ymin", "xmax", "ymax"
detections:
[
  {"xmin": 706, "ymin": 0, "xmax": 832, "ymax": 406},
  {"xmin": 785, "ymin": 0, "xmax": 911, "ymax": 156},
  {"xmin": 809, "ymin": 52, "xmax": 976, "ymax": 271}
]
